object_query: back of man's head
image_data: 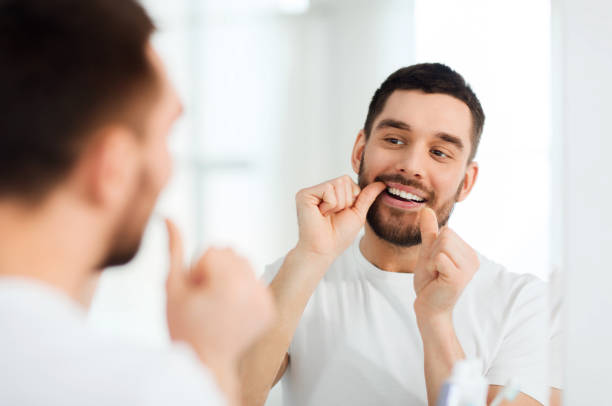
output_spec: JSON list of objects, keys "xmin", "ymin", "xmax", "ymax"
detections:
[{"xmin": 0, "ymin": 0, "xmax": 156, "ymax": 203}]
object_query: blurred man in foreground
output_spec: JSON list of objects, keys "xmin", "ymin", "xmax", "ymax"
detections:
[{"xmin": 0, "ymin": 0, "xmax": 273, "ymax": 405}]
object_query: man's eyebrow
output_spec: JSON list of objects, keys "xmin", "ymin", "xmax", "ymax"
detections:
[
  {"xmin": 436, "ymin": 132, "xmax": 464, "ymax": 150},
  {"xmin": 375, "ymin": 119, "xmax": 465, "ymax": 150},
  {"xmin": 375, "ymin": 119, "xmax": 411, "ymax": 132}
]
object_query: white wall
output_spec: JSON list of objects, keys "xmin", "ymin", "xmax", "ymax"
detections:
[
  {"xmin": 269, "ymin": 0, "xmax": 416, "ymax": 260},
  {"xmin": 554, "ymin": 0, "xmax": 612, "ymax": 403},
  {"xmin": 415, "ymin": 0, "xmax": 552, "ymax": 281}
]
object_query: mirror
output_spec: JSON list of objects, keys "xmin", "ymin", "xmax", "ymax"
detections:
[{"xmin": 88, "ymin": 0, "xmax": 563, "ymax": 405}]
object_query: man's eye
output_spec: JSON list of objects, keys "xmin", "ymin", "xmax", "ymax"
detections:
[
  {"xmin": 386, "ymin": 138, "xmax": 404, "ymax": 145},
  {"xmin": 431, "ymin": 149, "xmax": 448, "ymax": 158}
]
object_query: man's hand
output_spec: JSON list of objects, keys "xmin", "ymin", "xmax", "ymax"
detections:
[
  {"xmin": 413, "ymin": 207, "xmax": 480, "ymax": 319},
  {"xmin": 164, "ymin": 219, "xmax": 275, "ymax": 377},
  {"xmin": 239, "ymin": 177, "xmax": 384, "ymax": 406},
  {"xmin": 412, "ymin": 208, "xmax": 477, "ymax": 406},
  {"xmin": 294, "ymin": 175, "xmax": 385, "ymax": 261}
]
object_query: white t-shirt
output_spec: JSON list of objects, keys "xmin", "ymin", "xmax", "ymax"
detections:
[
  {"xmin": 263, "ymin": 238, "xmax": 549, "ymax": 406},
  {"xmin": 0, "ymin": 277, "xmax": 225, "ymax": 406}
]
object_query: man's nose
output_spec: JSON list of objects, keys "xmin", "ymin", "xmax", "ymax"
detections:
[{"xmin": 395, "ymin": 146, "xmax": 427, "ymax": 179}]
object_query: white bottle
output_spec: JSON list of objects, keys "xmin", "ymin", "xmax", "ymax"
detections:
[{"xmin": 437, "ymin": 359, "xmax": 488, "ymax": 406}]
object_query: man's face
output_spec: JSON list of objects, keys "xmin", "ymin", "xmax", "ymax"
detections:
[
  {"xmin": 353, "ymin": 90, "xmax": 478, "ymax": 247},
  {"xmin": 101, "ymin": 46, "xmax": 182, "ymax": 268}
]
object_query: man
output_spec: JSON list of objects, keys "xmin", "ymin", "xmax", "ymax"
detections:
[
  {"xmin": 0, "ymin": 0, "xmax": 273, "ymax": 405},
  {"xmin": 240, "ymin": 64, "xmax": 548, "ymax": 405}
]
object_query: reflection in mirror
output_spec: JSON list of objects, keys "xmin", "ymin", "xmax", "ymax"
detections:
[{"xmin": 84, "ymin": 0, "xmax": 562, "ymax": 405}]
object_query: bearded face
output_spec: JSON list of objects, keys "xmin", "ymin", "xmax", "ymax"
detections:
[
  {"xmin": 358, "ymin": 155, "xmax": 463, "ymax": 247},
  {"xmin": 352, "ymin": 90, "xmax": 478, "ymax": 248},
  {"xmin": 97, "ymin": 46, "xmax": 179, "ymax": 270}
]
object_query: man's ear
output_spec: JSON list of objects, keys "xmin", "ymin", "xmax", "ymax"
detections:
[
  {"xmin": 351, "ymin": 130, "xmax": 367, "ymax": 175},
  {"xmin": 456, "ymin": 161, "xmax": 479, "ymax": 202},
  {"xmin": 79, "ymin": 126, "xmax": 139, "ymax": 209}
]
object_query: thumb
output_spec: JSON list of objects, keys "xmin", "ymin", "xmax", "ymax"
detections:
[
  {"xmin": 352, "ymin": 182, "xmax": 386, "ymax": 219},
  {"xmin": 418, "ymin": 207, "xmax": 439, "ymax": 254},
  {"xmin": 165, "ymin": 218, "xmax": 185, "ymax": 290}
]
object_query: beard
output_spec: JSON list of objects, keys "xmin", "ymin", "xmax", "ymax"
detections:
[
  {"xmin": 97, "ymin": 167, "xmax": 158, "ymax": 269},
  {"xmin": 358, "ymin": 156, "xmax": 462, "ymax": 247},
  {"xmin": 99, "ymin": 218, "xmax": 146, "ymax": 269}
]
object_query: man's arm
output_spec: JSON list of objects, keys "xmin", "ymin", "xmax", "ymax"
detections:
[
  {"xmin": 416, "ymin": 312, "xmax": 466, "ymax": 406},
  {"xmin": 239, "ymin": 176, "xmax": 386, "ymax": 406},
  {"xmin": 549, "ymin": 388, "xmax": 562, "ymax": 406},
  {"xmin": 272, "ymin": 353, "xmax": 290, "ymax": 387},
  {"xmin": 238, "ymin": 247, "xmax": 334, "ymax": 406},
  {"xmin": 415, "ymin": 282, "xmax": 544, "ymax": 406},
  {"xmin": 487, "ymin": 386, "xmax": 543, "ymax": 406},
  {"xmin": 413, "ymin": 208, "xmax": 480, "ymax": 406},
  {"xmin": 417, "ymin": 314, "xmax": 544, "ymax": 406},
  {"xmin": 414, "ymin": 209, "xmax": 546, "ymax": 406}
]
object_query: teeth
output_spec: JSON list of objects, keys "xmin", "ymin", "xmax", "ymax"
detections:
[{"xmin": 387, "ymin": 187, "xmax": 425, "ymax": 202}]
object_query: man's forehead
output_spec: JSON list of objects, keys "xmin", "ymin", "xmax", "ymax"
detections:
[{"xmin": 374, "ymin": 90, "xmax": 473, "ymax": 141}]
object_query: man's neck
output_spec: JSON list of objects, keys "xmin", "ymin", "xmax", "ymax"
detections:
[
  {"xmin": 359, "ymin": 224, "xmax": 422, "ymax": 273},
  {"xmin": 0, "ymin": 194, "xmax": 103, "ymax": 308}
]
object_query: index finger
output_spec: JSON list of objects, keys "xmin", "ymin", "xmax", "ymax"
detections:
[
  {"xmin": 165, "ymin": 218, "xmax": 184, "ymax": 288},
  {"xmin": 418, "ymin": 207, "xmax": 439, "ymax": 251},
  {"xmin": 352, "ymin": 181, "xmax": 386, "ymax": 219}
]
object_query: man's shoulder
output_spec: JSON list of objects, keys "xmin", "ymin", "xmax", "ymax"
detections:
[
  {"xmin": 475, "ymin": 254, "xmax": 544, "ymax": 287},
  {"xmin": 467, "ymin": 253, "xmax": 546, "ymax": 307},
  {"xmin": 2, "ymin": 324, "xmax": 224, "ymax": 405},
  {"xmin": 85, "ymin": 339, "xmax": 224, "ymax": 403},
  {"xmin": 0, "ymin": 279, "xmax": 224, "ymax": 405}
]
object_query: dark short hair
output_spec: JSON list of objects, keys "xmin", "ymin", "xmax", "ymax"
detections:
[
  {"xmin": 0, "ymin": 0, "xmax": 156, "ymax": 201},
  {"xmin": 364, "ymin": 63, "xmax": 485, "ymax": 162}
]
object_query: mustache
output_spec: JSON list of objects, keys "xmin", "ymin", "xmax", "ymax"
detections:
[{"xmin": 373, "ymin": 174, "xmax": 435, "ymax": 201}]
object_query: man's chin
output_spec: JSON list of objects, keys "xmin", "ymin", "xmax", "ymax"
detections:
[
  {"xmin": 366, "ymin": 214, "xmax": 422, "ymax": 247},
  {"xmin": 385, "ymin": 205, "xmax": 421, "ymax": 220},
  {"xmin": 368, "ymin": 224, "xmax": 422, "ymax": 247}
]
